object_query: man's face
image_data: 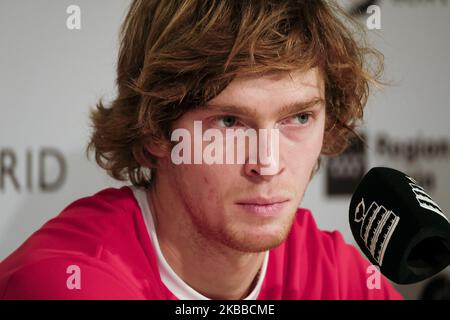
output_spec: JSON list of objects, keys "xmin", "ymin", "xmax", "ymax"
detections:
[{"xmin": 158, "ymin": 68, "xmax": 326, "ymax": 252}]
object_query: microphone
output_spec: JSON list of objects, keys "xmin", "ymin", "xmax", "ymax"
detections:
[{"xmin": 349, "ymin": 167, "xmax": 450, "ymax": 284}]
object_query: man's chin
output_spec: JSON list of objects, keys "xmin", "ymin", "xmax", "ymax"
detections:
[
  {"xmin": 227, "ymin": 238, "xmax": 286, "ymax": 253},
  {"xmin": 221, "ymin": 225, "xmax": 293, "ymax": 253}
]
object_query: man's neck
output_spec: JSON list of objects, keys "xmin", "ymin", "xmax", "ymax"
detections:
[{"xmin": 146, "ymin": 181, "xmax": 265, "ymax": 300}]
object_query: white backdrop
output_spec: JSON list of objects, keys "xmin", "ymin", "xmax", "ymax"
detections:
[{"xmin": 1, "ymin": 0, "xmax": 450, "ymax": 299}]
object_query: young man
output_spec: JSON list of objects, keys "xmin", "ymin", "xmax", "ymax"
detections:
[{"xmin": 0, "ymin": 0, "xmax": 403, "ymax": 299}]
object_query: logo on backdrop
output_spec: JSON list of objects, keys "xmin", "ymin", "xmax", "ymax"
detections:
[
  {"xmin": 345, "ymin": 0, "xmax": 382, "ymax": 30},
  {"xmin": 0, "ymin": 147, "xmax": 67, "ymax": 193},
  {"xmin": 326, "ymin": 133, "xmax": 450, "ymax": 196},
  {"xmin": 347, "ymin": 0, "xmax": 381, "ymax": 16},
  {"xmin": 326, "ymin": 133, "xmax": 367, "ymax": 196},
  {"xmin": 376, "ymin": 134, "xmax": 449, "ymax": 191}
]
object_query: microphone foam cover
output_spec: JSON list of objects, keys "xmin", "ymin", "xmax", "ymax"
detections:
[{"xmin": 349, "ymin": 167, "xmax": 450, "ymax": 284}]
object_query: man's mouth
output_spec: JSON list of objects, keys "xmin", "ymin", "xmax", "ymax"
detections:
[{"xmin": 235, "ymin": 196, "xmax": 290, "ymax": 216}]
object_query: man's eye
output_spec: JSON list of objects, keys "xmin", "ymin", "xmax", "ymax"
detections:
[
  {"xmin": 296, "ymin": 113, "xmax": 310, "ymax": 124},
  {"xmin": 216, "ymin": 115, "xmax": 238, "ymax": 128},
  {"xmin": 284, "ymin": 113, "xmax": 312, "ymax": 125}
]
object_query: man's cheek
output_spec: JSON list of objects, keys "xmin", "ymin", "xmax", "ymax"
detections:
[
  {"xmin": 288, "ymin": 160, "xmax": 312, "ymax": 189},
  {"xmin": 197, "ymin": 177, "xmax": 224, "ymax": 203}
]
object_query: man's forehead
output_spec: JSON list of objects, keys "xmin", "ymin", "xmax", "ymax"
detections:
[
  {"xmin": 202, "ymin": 68, "xmax": 325, "ymax": 119},
  {"xmin": 210, "ymin": 68, "xmax": 324, "ymax": 101}
]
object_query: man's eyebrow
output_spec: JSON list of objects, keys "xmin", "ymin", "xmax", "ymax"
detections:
[
  {"xmin": 201, "ymin": 98, "xmax": 325, "ymax": 119},
  {"xmin": 275, "ymin": 98, "xmax": 325, "ymax": 117}
]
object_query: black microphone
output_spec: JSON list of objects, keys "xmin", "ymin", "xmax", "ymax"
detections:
[{"xmin": 349, "ymin": 167, "xmax": 450, "ymax": 284}]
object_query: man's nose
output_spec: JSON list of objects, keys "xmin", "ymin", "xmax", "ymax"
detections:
[{"xmin": 243, "ymin": 128, "xmax": 284, "ymax": 179}]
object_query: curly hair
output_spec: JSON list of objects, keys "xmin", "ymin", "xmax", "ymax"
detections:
[{"xmin": 88, "ymin": 0, "xmax": 384, "ymax": 187}]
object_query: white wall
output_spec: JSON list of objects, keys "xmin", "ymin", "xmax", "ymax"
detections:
[{"xmin": 1, "ymin": 0, "xmax": 449, "ymax": 299}]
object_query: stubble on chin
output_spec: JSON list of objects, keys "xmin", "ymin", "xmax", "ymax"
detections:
[{"xmin": 190, "ymin": 205, "xmax": 299, "ymax": 254}]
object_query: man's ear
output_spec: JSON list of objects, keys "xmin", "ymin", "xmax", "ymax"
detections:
[
  {"xmin": 133, "ymin": 139, "xmax": 171, "ymax": 169},
  {"xmin": 144, "ymin": 139, "xmax": 172, "ymax": 159}
]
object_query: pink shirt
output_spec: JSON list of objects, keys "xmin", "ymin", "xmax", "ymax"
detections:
[{"xmin": 0, "ymin": 187, "xmax": 403, "ymax": 300}]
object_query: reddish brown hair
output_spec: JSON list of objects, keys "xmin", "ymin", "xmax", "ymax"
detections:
[{"xmin": 88, "ymin": 0, "xmax": 383, "ymax": 187}]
